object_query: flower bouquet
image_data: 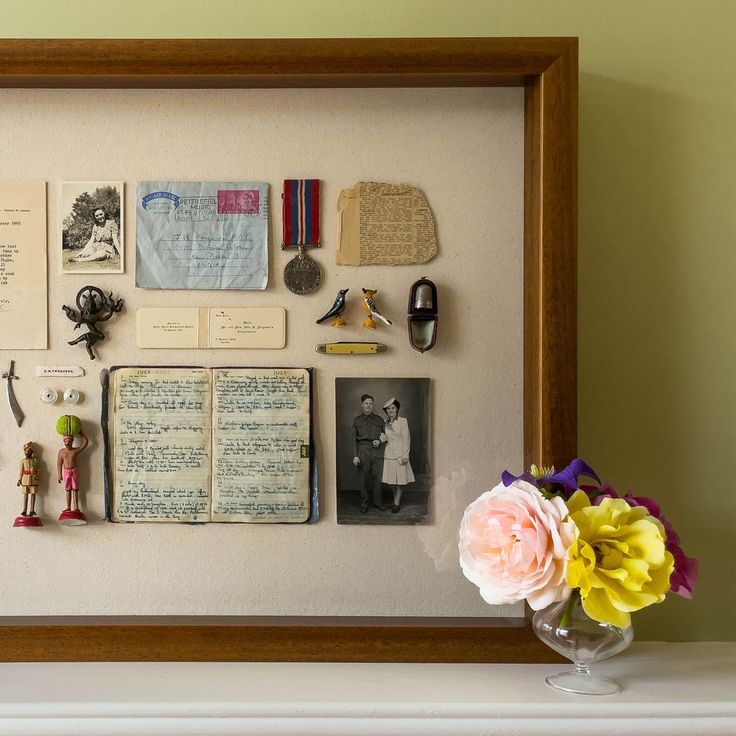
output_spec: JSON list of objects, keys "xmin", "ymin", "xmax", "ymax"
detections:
[{"xmin": 458, "ymin": 459, "xmax": 697, "ymax": 694}]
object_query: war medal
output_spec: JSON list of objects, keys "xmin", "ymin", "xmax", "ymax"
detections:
[
  {"xmin": 282, "ymin": 179, "xmax": 322, "ymax": 295},
  {"xmin": 284, "ymin": 245, "xmax": 322, "ymax": 295}
]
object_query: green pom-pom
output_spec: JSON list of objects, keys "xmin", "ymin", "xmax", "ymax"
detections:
[{"xmin": 56, "ymin": 414, "xmax": 82, "ymax": 436}]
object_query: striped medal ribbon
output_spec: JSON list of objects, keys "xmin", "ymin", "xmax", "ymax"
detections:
[{"xmin": 282, "ymin": 179, "xmax": 322, "ymax": 295}]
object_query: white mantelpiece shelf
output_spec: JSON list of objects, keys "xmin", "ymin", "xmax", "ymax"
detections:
[{"xmin": 0, "ymin": 642, "xmax": 733, "ymax": 735}]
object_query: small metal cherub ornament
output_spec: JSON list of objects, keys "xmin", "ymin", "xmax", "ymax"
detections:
[
  {"xmin": 56, "ymin": 414, "xmax": 89, "ymax": 526},
  {"xmin": 361, "ymin": 288, "xmax": 392, "ymax": 329},
  {"xmin": 13, "ymin": 441, "xmax": 42, "ymax": 528},
  {"xmin": 62, "ymin": 285, "xmax": 123, "ymax": 360}
]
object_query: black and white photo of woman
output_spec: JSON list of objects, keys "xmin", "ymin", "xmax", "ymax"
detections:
[{"xmin": 380, "ymin": 397, "xmax": 415, "ymax": 513}]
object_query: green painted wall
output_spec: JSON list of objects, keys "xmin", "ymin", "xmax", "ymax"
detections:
[{"xmin": 1, "ymin": 0, "xmax": 734, "ymax": 641}]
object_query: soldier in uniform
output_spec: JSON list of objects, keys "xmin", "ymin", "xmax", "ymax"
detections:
[
  {"xmin": 17, "ymin": 442, "xmax": 40, "ymax": 517},
  {"xmin": 350, "ymin": 394, "xmax": 387, "ymax": 513}
]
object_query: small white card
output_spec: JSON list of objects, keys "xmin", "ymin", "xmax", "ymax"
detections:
[
  {"xmin": 208, "ymin": 308, "xmax": 285, "ymax": 349},
  {"xmin": 136, "ymin": 307, "xmax": 285, "ymax": 349}
]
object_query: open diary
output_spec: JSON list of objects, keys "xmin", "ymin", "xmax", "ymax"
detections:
[{"xmin": 102, "ymin": 366, "xmax": 314, "ymax": 523}]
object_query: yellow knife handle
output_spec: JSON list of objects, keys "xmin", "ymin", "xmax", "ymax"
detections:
[{"xmin": 316, "ymin": 342, "xmax": 386, "ymax": 354}]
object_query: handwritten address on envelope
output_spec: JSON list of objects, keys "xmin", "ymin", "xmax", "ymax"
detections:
[{"xmin": 135, "ymin": 181, "xmax": 269, "ymax": 290}]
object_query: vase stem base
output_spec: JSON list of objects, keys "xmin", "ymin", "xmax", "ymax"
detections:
[{"xmin": 544, "ymin": 670, "xmax": 622, "ymax": 696}]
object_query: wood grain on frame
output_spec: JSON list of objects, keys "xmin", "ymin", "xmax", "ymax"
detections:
[
  {"xmin": 0, "ymin": 37, "xmax": 577, "ymax": 663},
  {"xmin": 0, "ymin": 616, "xmax": 562, "ymax": 663}
]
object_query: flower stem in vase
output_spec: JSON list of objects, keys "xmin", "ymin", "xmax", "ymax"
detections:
[{"xmin": 558, "ymin": 588, "xmax": 580, "ymax": 630}]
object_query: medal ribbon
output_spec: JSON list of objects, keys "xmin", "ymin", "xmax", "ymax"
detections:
[{"xmin": 282, "ymin": 179, "xmax": 320, "ymax": 248}]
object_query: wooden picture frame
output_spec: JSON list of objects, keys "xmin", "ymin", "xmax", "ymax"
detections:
[{"xmin": 0, "ymin": 37, "xmax": 577, "ymax": 663}]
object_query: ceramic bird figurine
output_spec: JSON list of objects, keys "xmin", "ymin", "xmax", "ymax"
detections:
[
  {"xmin": 361, "ymin": 288, "xmax": 392, "ymax": 329},
  {"xmin": 316, "ymin": 288, "xmax": 349, "ymax": 326}
]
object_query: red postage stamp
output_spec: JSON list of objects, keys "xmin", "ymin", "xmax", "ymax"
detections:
[{"xmin": 217, "ymin": 189, "xmax": 260, "ymax": 215}]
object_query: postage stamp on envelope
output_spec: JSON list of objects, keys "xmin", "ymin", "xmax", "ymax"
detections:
[{"xmin": 217, "ymin": 189, "xmax": 260, "ymax": 215}]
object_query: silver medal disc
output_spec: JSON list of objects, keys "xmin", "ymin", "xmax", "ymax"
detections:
[{"xmin": 283, "ymin": 248, "xmax": 322, "ymax": 295}]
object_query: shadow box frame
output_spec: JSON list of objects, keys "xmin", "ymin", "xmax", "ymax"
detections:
[{"xmin": 0, "ymin": 36, "xmax": 577, "ymax": 663}]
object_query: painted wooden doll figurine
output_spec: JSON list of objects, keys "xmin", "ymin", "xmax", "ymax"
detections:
[
  {"xmin": 13, "ymin": 442, "xmax": 42, "ymax": 528},
  {"xmin": 56, "ymin": 415, "xmax": 89, "ymax": 526}
]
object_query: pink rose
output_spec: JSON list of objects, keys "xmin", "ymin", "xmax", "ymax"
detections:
[{"xmin": 459, "ymin": 480, "xmax": 577, "ymax": 609}]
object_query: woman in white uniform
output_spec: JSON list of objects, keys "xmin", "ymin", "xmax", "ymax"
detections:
[{"xmin": 381, "ymin": 398, "xmax": 415, "ymax": 512}]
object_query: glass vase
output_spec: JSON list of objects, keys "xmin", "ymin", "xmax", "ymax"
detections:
[{"xmin": 532, "ymin": 592, "xmax": 634, "ymax": 695}]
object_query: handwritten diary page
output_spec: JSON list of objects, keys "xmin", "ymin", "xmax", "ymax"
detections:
[
  {"xmin": 211, "ymin": 368, "xmax": 310, "ymax": 523},
  {"xmin": 0, "ymin": 181, "xmax": 47, "ymax": 349},
  {"xmin": 110, "ymin": 367, "xmax": 212, "ymax": 522}
]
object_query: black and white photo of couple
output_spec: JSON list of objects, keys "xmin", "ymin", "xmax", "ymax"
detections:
[{"xmin": 336, "ymin": 378, "xmax": 430, "ymax": 525}]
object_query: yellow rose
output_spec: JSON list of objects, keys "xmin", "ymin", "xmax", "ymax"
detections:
[{"xmin": 565, "ymin": 491, "xmax": 674, "ymax": 628}]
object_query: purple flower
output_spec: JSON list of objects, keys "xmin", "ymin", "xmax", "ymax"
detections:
[
  {"xmin": 664, "ymin": 523, "xmax": 699, "ymax": 598},
  {"xmin": 588, "ymin": 482, "xmax": 618, "ymax": 503},
  {"xmin": 502, "ymin": 458, "xmax": 600, "ymax": 497}
]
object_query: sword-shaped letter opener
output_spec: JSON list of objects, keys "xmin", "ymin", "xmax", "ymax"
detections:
[{"xmin": 3, "ymin": 361, "xmax": 24, "ymax": 427}]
